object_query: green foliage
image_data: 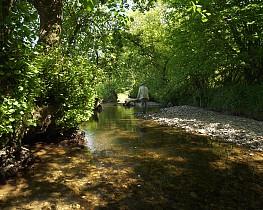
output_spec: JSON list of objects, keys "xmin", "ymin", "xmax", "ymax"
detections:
[
  {"xmin": 34, "ymin": 49, "xmax": 99, "ymax": 129},
  {"xmin": 1, "ymin": 0, "xmax": 151, "ymax": 149},
  {"xmin": 0, "ymin": 0, "xmax": 106, "ymax": 149},
  {"xmin": 0, "ymin": 47, "xmax": 99, "ymax": 149},
  {"xmin": 97, "ymin": 81, "xmax": 118, "ymax": 102},
  {"xmin": 0, "ymin": 2, "xmax": 41, "ymax": 148},
  {"xmin": 111, "ymin": 3, "xmax": 174, "ymax": 102},
  {"xmin": 166, "ymin": 0, "xmax": 263, "ymax": 109},
  {"xmin": 0, "ymin": 55, "xmax": 40, "ymax": 148},
  {"xmin": 208, "ymin": 83, "xmax": 263, "ymax": 115},
  {"xmin": 112, "ymin": 0, "xmax": 263, "ymax": 115},
  {"xmin": 80, "ymin": 0, "xmax": 99, "ymax": 12}
]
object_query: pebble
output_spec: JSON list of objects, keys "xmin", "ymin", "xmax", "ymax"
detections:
[{"xmin": 146, "ymin": 105, "xmax": 263, "ymax": 151}]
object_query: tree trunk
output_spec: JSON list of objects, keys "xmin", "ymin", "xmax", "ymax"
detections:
[
  {"xmin": 29, "ymin": 0, "xmax": 64, "ymax": 137},
  {"xmin": 31, "ymin": 0, "xmax": 63, "ymax": 47},
  {"xmin": 0, "ymin": 0, "xmax": 14, "ymax": 49}
]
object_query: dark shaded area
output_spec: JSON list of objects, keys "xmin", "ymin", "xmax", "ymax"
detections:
[
  {"xmin": 0, "ymin": 128, "xmax": 86, "ymax": 182},
  {"xmin": 1, "ymin": 105, "xmax": 262, "ymax": 209},
  {"xmin": 1, "ymin": 125, "xmax": 262, "ymax": 209},
  {"xmin": 85, "ymin": 124, "xmax": 263, "ymax": 209},
  {"xmin": 0, "ymin": 146, "xmax": 35, "ymax": 181}
]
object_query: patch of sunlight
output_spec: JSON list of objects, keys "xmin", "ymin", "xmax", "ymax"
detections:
[
  {"xmin": 117, "ymin": 92, "xmax": 129, "ymax": 103},
  {"xmin": 0, "ymin": 181, "xmax": 30, "ymax": 200},
  {"xmin": 115, "ymin": 129, "xmax": 139, "ymax": 139},
  {"xmin": 173, "ymin": 156, "xmax": 187, "ymax": 162},
  {"xmin": 210, "ymin": 160, "xmax": 231, "ymax": 170},
  {"xmin": 34, "ymin": 148, "xmax": 47, "ymax": 156},
  {"xmin": 166, "ymin": 165, "xmax": 184, "ymax": 175},
  {"xmin": 146, "ymin": 151, "xmax": 164, "ymax": 159}
]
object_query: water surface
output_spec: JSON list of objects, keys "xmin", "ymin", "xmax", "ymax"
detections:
[
  {"xmin": 1, "ymin": 104, "xmax": 263, "ymax": 209},
  {"xmin": 83, "ymin": 104, "xmax": 161, "ymax": 152}
]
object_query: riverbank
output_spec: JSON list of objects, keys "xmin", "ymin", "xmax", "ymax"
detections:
[
  {"xmin": 0, "ymin": 129, "xmax": 86, "ymax": 181},
  {"xmin": 142, "ymin": 105, "xmax": 263, "ymax": 151}
]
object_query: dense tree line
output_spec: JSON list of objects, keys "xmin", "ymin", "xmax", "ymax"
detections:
[{"xmin": 107, "ymin": 0, "xmax": 263, "ymax": 119}]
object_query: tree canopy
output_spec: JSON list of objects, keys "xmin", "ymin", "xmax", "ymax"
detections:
[{"xmin": 112, "ymin": 0, "xmax": 263, "ymax": 112}]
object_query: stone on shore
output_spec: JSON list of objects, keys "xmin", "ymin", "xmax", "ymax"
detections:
[{"xmin": 144, "ymin": 105, "xmax": 263, "ymax": 151}]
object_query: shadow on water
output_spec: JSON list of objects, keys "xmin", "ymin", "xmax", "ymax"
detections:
[{"xmin": 0, "ymin": 104, "xmax": 263, "ymax": 209}]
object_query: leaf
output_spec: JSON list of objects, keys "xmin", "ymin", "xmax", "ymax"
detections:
[
  {"xmin": 81, "ymin": 0, "xmax": 95, "ymax": 12},
  {"xmin": 9, "ymin": 118, "xmax": 16, "ymax": 122},
  {"xmin": 6, "ymin": 125, "xmax": 13, "ymax": 133},
  {"xmin": 13, "ymin": 101, "xmax": 19, "ymax": 106},
  {"xmin": 202, "ymin": 18, "xmax": 208, "ymax": 22},
  {"xmin": 8, "ymin": 109, "xmax": 16, "ymax": 114},
  {"xmin": 26, "ymin": 120, "xmax": 37, "ymax": 126}
]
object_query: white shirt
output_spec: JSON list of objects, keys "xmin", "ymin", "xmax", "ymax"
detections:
[{"xmin": 137, "ymin": 85, "xmax": 149, "ymax": 100}]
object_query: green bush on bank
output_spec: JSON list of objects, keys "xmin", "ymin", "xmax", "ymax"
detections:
[
  {"xmin": 207, "ymin": 83, "xmax": 263, "ymax": 117},
  {"xmin": 36, "ymin": 49, "xmax": 99, "ymax": 129},
  {"xmin": 0, "ymin": 51, "xmax": 41, "ymax": 149},
  {"xmin": 146, "ymin": 76, "xmax": 263, "ymax": 120},
  {"xmin": 0, "ymin": 48, "xmax": 100, "ymax": 150}
]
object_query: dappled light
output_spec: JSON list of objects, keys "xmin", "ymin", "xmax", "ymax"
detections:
[{"xmin": 1, "ymin": 105, "xmax": 263, "ymax": 209}]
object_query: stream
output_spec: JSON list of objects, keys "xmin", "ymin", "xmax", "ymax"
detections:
[{"xmin": 0, "ymin": 104, "xmax": 263, "ymax": 209}]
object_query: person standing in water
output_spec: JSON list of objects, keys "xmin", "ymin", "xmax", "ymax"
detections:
[{"xmin": 137, "ymin": 83, "xmax": 149, "ymax": 114}]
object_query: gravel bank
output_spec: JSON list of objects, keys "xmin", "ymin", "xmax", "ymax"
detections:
[{"xmin": 146, "ymin": 105, "xmax": 263, "ymax": 151}]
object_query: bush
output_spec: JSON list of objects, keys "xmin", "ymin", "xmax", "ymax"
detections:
[{"xmin": 207, "ymin": 82, "xmax": 263, "ymax": 116}]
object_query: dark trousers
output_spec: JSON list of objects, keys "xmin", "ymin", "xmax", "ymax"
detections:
[{"xmin": 141, "ymin": 98, "xmax": 148, "ymax": 114}]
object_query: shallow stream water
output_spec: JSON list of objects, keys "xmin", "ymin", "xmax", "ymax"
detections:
[
  {"xmin": 83, "ymin": 104, "xmax": 161, "ymax": 152},
  {"xmin": 0, "ymin": 104, "xmax": 263, "ymax": 209}
]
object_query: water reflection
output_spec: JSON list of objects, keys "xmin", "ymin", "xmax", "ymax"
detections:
[{"xmin": 81, "ymin": 104, "xmax": 159, "ymax": 152}]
